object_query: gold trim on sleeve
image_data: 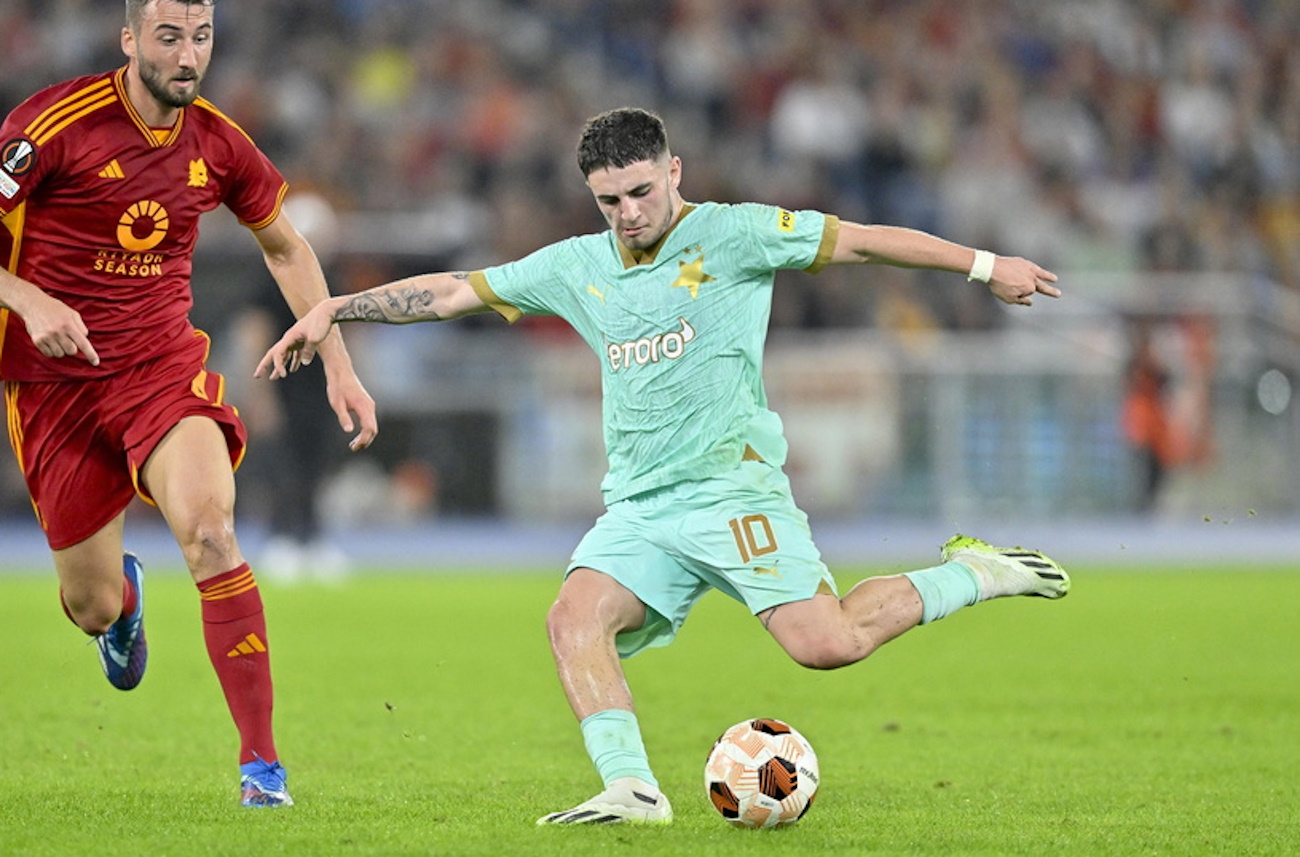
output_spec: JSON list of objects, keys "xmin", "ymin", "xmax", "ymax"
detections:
[
  {"xmin": 468, "ymin": 271, "xmax": 522, "ymax": 323},
  {"xmin": 804, "ymin": 214, "xmax": 840, "ymax": 274}
]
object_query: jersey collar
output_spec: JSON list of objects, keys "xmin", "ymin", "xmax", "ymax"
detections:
[
  {"xmin": 114, "ymin": 66, "xmax": 185, "ymax": 148},
  {"xmin": 617, "ymin": 203, "xmax": 695, "ymax": 269}
]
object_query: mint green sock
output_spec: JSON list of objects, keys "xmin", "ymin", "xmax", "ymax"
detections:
[
  {"xmin": 580, "ymin": 709, "xmax": 658, "ymax": 789},
  {"xmin": 904, "ymin": 561, "xmax": 981, "ymax": 624}
]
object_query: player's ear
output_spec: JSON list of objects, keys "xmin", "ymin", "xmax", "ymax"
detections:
[
  {"xmin": 121, "ymin": 26, "xmax": 135, "ymax": 59},
  {"xmin": 667, "ymin": 155, "xmax": 682, "ymax": 189}
]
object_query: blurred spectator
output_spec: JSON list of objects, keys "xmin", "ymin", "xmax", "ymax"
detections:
[
  {"xmin": 1121, "ymin": 316, "xmax": 1217, "ymax": 513},
  {"xmin": 1122, "ymin": 320, "xmax": 1177, "ymax": 511}
]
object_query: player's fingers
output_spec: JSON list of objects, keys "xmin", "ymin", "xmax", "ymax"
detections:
[
  {"xmin": 349, "ymin": 424, "xmax": 377, "ymax": 451},
  {"xmin": 41, "ymin": 334, "xmax": 87, "ymax": 360},
  {"xmin": 265, "ymin": 348, "xmax": 283, "ymax": 379},
  {"xmin": 1032, "ymin": 266, "xmax": 1060, "ymax": 298},
  {"xmin": 275, "ymin": 348, "xmax": 295, "ymax": 379},
  {"xmin": 71, "ymin": 331, "xmax": 99, "ymax": 366},
  {"xmin": 258, "ymin": 351, "xmax": 279, "ymax": 379},
  {"xmin": 350, "ymin": 410, "xmax": 379, "ymax": 451},
  {"xmin": 256, "ymin": 351, "xmax": 282, "ymax": 379}
]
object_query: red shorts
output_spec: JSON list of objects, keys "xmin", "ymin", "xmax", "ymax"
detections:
[{"xmin": 4, "ymin": 330, "xmax": 247, "ymax": 550}]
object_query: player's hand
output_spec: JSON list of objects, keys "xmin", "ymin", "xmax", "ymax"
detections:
[
  {"xmin": 326, "ymin": 367, "xmax": 379, "ymax": 452},
  {"xmin": 987, "ymin": 256, "xmax": 1061, "ymax": 306},
  {"xmin": 254, "ymin": 301, "xmax": 336, "ymax": 380},
  {"xmin": 22, "ymin": 291, "xmax": 100, "ymax": 365}
]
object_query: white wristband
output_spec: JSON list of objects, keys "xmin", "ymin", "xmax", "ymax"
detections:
[{"xmin": 967, "ymin": 249, "xmax": 996, "ymax": 283}]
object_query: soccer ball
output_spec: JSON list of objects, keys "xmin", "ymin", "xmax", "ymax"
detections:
[{"xmin": 704, "ymin": 718, "xmax": 819, "ymax": 828}]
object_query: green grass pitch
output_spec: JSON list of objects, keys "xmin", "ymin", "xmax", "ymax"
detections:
[{"xmin": 1, "ymin": 561, "xmax": 1297, "ymax": 856}]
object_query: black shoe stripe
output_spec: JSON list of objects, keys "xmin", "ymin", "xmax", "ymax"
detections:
[
  {"xmin": 558, "ymin": 810, "xmax": 600, "ymax": 823},
  {"xmin": 551, "ymin": 809, "xmax": 629, "ymax": 825},
  {"xmin": 631, "ymin": 791, "xmax": 657, "ymax": 806},
  {"xmin": 1036, "ymin": 571, "xmax": 1066, "ymax": 581}
]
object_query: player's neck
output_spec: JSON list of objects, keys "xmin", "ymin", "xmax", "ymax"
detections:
[{"xmin": 122, "ymin": 73, "xmax": 182, "ymax": 129}]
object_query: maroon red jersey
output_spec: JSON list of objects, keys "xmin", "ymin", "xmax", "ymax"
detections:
[{"xmin": 0, "ymin": 67, "xmax": 287, "ymax": 380}]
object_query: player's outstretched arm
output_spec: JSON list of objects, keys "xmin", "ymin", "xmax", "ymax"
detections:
[
  {"xmin": 254, "ymin": 271, "xmax": 489, "ymax": 381},
  {"xmin": 829, "ymin": 221, "xmax": 1061, "ymax": 306}
]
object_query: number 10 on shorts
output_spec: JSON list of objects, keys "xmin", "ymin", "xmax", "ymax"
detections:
[{"xmin": 729, "ymin": 514, "xmax": 777, "ymax": 563}]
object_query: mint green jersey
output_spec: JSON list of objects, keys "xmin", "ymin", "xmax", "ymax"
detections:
[{"xmin": 476, "ymin": 201, "xmax": 839, "ymax": 504}]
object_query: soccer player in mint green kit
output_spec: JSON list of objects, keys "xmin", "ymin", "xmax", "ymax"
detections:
[{"xmin": 257, "ymin": 107, "xmax": 1072, "ymax": 825}]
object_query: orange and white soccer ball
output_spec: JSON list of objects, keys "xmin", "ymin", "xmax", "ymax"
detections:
[{"xmin": 704, "ymin": 718, "xmax": 819, "ymax": 828}]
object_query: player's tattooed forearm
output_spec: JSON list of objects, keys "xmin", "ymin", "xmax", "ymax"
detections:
[{"xmin": 334, "ymin": 286, "xmax": 441, "ymax": 324}]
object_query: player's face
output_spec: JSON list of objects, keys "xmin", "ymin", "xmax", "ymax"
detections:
[
  {"xmin": 587, "ymin": 155, "xmax": 682, "ymax": 251},
  {"xmin": 122, "ymin": 1, "xmax": 214, "ymax": 112}
]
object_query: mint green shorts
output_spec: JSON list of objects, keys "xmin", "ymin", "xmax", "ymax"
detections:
[{"xmin": 567, "ymin": 461, "xmax": 838, "ymax": 658}]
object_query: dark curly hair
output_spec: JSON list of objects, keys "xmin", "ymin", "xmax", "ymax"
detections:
[{"xmin": 576, "ymin": 107, "xmax": 670, "ymax": 177}]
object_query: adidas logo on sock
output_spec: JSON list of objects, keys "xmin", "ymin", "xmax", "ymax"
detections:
[{"xmin": 226, "ymin": 633, "xmax": 267, "ymax": 658}]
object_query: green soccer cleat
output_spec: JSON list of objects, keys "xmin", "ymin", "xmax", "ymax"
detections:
[
  {"xmin": 942, "ymin": 534, "xmax": 1070, "ymax": 600},
  {"xmin": 537, "ymin": 777, "xmax": 673, "ymax": 826}
]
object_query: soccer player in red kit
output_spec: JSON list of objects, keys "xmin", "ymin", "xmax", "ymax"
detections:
[{"xmin": 0, "ymin": 0, "xmax": 378, "ymax": 806}]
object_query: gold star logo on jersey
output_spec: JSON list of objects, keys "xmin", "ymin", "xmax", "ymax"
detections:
[
  {"xmin": 98, "ymin": 159, "xmax": 125, "ymax": 179},
  {"xmin": 187, "ymin": 158, "xmax": 209, "ymax": 188},
  {"xmin": 670, "ymin": 253, "xmax": 716, "ymax": 299}
]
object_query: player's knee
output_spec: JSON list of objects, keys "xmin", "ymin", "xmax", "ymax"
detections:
[
  {"xmin": 545, "ymin": 578, "xmax": 639, "ymax": 654},
  {"xmin": 545, "ymin": 596, "xmax": 589, "ymax": 653},
  {"xmin": 175, "ymin": 515, "xmax": 238, "ymax": 572}
]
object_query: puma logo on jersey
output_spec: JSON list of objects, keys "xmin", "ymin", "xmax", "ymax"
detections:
[
  {"xmin": 606, "ymin": 317, "xmax": 695, "ymax": 371},
  {"xmin": 226, "ymin": 633, "xmax": 267, "ymax": 658}
]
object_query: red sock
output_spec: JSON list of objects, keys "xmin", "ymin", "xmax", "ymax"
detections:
[
  {"xmin": 59, "ymin": 572, "xmax": 136, "ymax": 630},
  {"xmin": 198, "ymin": 564, "xmax": 278, "ymax": 766}
]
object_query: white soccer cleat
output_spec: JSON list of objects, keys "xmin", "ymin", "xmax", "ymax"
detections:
[
  {"xmin": 942, "ymin": 534, "xmax": 1070, "ymax": 600},
  {"xmin": 537, "ymin": 777, "xmax": 673, "ymax": 825}
]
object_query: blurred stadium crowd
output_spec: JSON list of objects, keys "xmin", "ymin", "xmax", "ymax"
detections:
[
  {"xmin": 2, "ymin": 0, "xmax": 1299, "ymax": 544},
  {"xmin": 3, "ymin": 0, "xmax": 1297, "ymax": 328}
]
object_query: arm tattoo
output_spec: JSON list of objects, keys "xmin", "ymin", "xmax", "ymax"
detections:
[
  {"xmin": 759, "ymin": 605, "xmax": 779, "ymax": 630},
  {"xmin": 334, "ymin": 285, "xmax": 442, "ymax": 324}
]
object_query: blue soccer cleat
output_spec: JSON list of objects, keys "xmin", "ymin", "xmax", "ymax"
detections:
[
  {"xmin": 96, "ymin": 552, "xmax": 148, "ymax": 690},
  {"xmin": 240, "ymin": 758, "xmax": 294, "ymax": 807}
]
